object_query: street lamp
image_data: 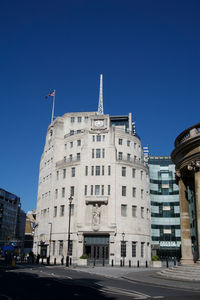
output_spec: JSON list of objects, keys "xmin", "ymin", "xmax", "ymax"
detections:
[
  {"xmin": 122, "ymin": 232, "xmax": 125, "ymax": 267},
  {"xmin": 48, "ymin": 222, "xmax": 52, "ymax": 264},
  {"xmin": 66, "ymin": 195, "xmax": 73, "ymax": 267}
]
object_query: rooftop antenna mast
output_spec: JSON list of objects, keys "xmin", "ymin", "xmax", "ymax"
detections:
[{"xmin": 98, "ymin": 74, "xmax": 104, "ymax": 115}]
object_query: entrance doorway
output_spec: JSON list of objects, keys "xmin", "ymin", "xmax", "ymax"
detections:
[{"xmin": 84, "ymin": 235, "xmax": 109, "ymax": 265}]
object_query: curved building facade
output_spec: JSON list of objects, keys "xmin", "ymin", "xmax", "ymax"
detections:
[{"xmin": 34, "ymin": 112, "xmax": 151, "ymax": 265}]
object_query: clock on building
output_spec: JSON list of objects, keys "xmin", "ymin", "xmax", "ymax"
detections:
[{"xmin": 94, "ymin": 120, "xmax": 104, "ymax": 127}]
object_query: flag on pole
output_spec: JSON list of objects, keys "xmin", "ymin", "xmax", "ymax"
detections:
[{"xmin": 45, "ymin": 90, "xmax": 55, "ymax": 99}]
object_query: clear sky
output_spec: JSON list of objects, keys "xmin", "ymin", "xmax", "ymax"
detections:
[{"xmin": 1, "ymin": 0, "xmax": 200, "ymax": 212}]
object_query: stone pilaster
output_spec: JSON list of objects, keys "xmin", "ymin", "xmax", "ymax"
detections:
[
  {"xmin": 195, "ymin": 168, "xmax": 200, "ymax": 263},
  {"xmin": 178, "ymin": 177, "xmax": 194, "ymax": 265}
]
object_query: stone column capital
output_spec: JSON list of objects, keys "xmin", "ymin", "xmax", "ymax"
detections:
[{"xmin": 187, "ymin": 160, "xmax": 200, "ymax": 172}]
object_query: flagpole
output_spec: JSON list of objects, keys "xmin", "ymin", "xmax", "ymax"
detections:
[{"xmin": 51, "ymin": 90, "xmax": 56, "ymax": 123}]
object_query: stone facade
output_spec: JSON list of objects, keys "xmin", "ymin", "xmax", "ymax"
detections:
[{"xmin": 34, "ymin": 112, "xmax": 151, "ymax": 266}]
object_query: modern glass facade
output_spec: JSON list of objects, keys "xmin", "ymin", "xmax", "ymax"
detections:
[{"xmin": 149, "ymin": 156, "xmax": 181, "ymax": 259}]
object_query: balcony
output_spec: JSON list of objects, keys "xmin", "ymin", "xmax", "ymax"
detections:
[
  {"xmin": 117, "ymin": 155, "xmax": 145, "ymax": 167},
  {"xmin": 56, "ymin": 157, "xmax": 81, "ymax": 168}
]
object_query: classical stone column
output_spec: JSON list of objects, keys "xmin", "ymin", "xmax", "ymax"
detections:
[
  {"xmin": 194, "ymin": 168, "xmax": 200, "ymax": 263},
  {"xmin": 178, "ymin": 177, "xmax": 194, "ymax": 265}
]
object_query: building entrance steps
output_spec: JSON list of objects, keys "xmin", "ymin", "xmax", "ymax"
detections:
[{"xmin": 157, "ymin": 265, "xmax": 200, "ymax": 282}]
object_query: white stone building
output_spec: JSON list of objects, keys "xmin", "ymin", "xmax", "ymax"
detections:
[{"xmin": 34, "ymin": 111, "xmax": 151, "ymax": 266}]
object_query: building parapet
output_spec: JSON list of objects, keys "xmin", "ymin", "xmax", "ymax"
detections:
[
  {"xmin": 56, "ymin": 157, "xmax": 81, "ymax": 168},
  {"xmin": 174, "ymin": 123, "xmax": 200, "ymax": 147}
]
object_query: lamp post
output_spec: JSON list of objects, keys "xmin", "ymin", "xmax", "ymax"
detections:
[
  {"xmin": 122, "ymin": 232, "xmax": 125, "ymax": 267},
  {"xmin": 48, "ymin": 222, "xmax": 52, "ymax": 264},
  {"xmin": 66, "ymin": 195, "xmax": 73, "ymax": 267}
]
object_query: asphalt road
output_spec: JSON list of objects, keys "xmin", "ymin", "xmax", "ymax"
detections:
[{"xmin": 0, "ymin": 265, "xmax": 200, "ymax": 300}]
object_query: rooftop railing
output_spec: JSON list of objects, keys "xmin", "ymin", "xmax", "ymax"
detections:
[{"xmin": 174, "ymin": 123, "xmax": 200, "ymax": 147}]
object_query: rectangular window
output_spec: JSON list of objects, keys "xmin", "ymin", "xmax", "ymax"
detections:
[
  {"xmin": 96, "ymin": 149, "xmax": 101, "ymax": 158},
  {"xmin": 62, "ymin": 187, "xmax": 65, "ymax": 198},
  {"xmin": 92, "ymin": 135, "xmax": 95, "ymax": 142},
  {"xmin": 101, "ymin": 185, "xmax": 104, "ymax": 195},
  {"xmin": 70, "ymin": 130, "xmax": 74, "ymax": 136},
  {"xmin": 77, "ymin": 130, "xmax": 81, "ymax": 134},
  {"xmin": 56, "ymin": 171, "xmax": 59, "ymax": 180},
  {"xmin": 127, "ymin": 140, "xmax": 130, "ymax": 147},
  {"xmin": 54, "ymin": 206, "xmax": 57, "ymax": 217},
  {"xmin": 134, "ymin": 155, "xmax": 137, "ymax": 162},
  {"xmin": 91, "ymin": 185, "xmax": 93, "ymax": 195},
  {"xmin": 77, "ymin": 139, "xmax": 81, "ymax": 146},
  {"xmin": 96, "ymin": 166, "xmax": 100, "ymax": 176},
  {"xmin": 118, "ymin": 152, "xmax": 122, "ymax": 160},
  {"xmin": 71, "ymin": 117, "xmax": 75, "ymax": 123},
  {"xmin": 102, "ymin": 135, "xmax": 105, "ymax": 141},
  {"xmin": 91, "ymin": 166, "xmax": 94, "ymax": 176},
  {"xmin": 70, "ymin": 141, "xmax": 73, "ymax": 148},
  {"xmin": 95, "ymin": 185, "xmax": 100, "ymax": 195},
  {"xmin": 121, "ymin": 204, "xmax": 127, "ymax": 216},
  {"xmin": 102, "ymin": 149, "xmax": 105, "ymax": 158},
  {"xmin": 132, "ymin": 242, "xmax": 137, "ymax": 257},
  {"xmin": 121, "ymin": 241, "xmax": 126, "ymax": 257},
  {"xmin": 122, "ymin": 167, "xmax": 126, "ymax": 177},
  {"xmin": 85, "ymin": 116, "xmax": 88, "ymax": 122},
  {"xmin": 102, "ymin": 166, "xmax": 104, "ymax": 176},
  {"xmin": 132, "ymin": 168, "xmax": 136, "ymax": 178},
  {"xmin": 84, "ymin": 185, "xmax": 87, "ymax": 196},
  {"xmin": 77, "ymin": 153, "xmax": 80, "ymax": 161},
  {"xmin": 127, "ymin": 153, "xmax": 131, "ymax": 161},
  {"xmin": 97, "ymin": 135, "xmax": 101, "ymax": 142},
  {"xmin": 52, "ymin": 241, "xmax": 55, "ymax": 256},
  {"xmin": 92, "ymin": 149, "xmax": 95, "ymax": 158},
  {"xmin": 132, "ymin": 187, "xmax": 136, "ymax": 197},
  {"xmin": 63, "ymin": 169, "xmax": 66, "ymax": 179},
  {"xmin": 78, "ymin": 116, "xmax": 82, "ymax": 123},
  {"xmin": 64, "ymin": 156, "xmax": 66, "ymax": 162},
  {"xmin": 71, "ymin": 167, "xmax": 75, "ymax": 177},
  {"xmin": 122, "ymin": 186, "xmax": 126, "ymax": 196},
  {"xmin": 69, "ymin": 154, "xmax": 72, "ymax": 161},
  {"xmin": 141, "ymin": 242, "xmax": 144, "ymax": 258},
  {"xmin": 132, "ymin": 205, "xmax": 137, "ymax": 217},
  {"xmin": 119, "ymin": 138, "xmax": 123, "ymax": 145},
  {"xmin": 141, "ymin": 171, "xmax": 143, "ymax": 180},
  {"xmin": 141, "ymin": 207, "xmax": 144, "ymax": 218},
  {"xmin": 108, "ymin": 165, "xmax": 111, "ymax": 175},
  {"xmin": 60, "ymin": 205, "xmax": 65, "ymax": 216},
  {"xmin": 55, "ymin": 189, "xmax": 58, "ymax": 199},
  {"xmin": 65, "ymin": 144, "xmax": 67, "ymax": 150},
  {"xmin": 141, "ymin": 189, "xmax": 144, "ymax": 199},
  {"xmin": 85, "ymin": 166, "xmax": 88, "ymax": 176},
  {"xmin": 70, "ymin": 186, "xmax": 74, "ymax": 196},
  {"xmin": 59, "ymin": 240, "xmax": 63, "ymax": 256},
  {"xmin": 108, "ymin": 185, "xmax": 111, "ymax": 195},
  {"xmin": 134, "ymin": 143, "xmax": 137, "ymax": 149}
]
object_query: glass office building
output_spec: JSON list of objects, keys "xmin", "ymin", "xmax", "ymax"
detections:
[{"xmin": 149, "ymin": 156, "xmax": 181, "ymax": 259}]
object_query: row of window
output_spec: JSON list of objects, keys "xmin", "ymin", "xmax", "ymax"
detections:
[
  {"xmin": 53, "ymin": 205, "xmax": 74, "ymax": 217},
  {"xmin": 118, "ymin": 152, "xmax": 139, "ymax": 162},
  {"xmin": 118, "ymin": 138, "xmax": 140, "ymax": 150},
  {"xmin": 65, "ymin": 139, "xmax": 81, "ymax": 150},
  {"xmin": 70, "ymin": 116, "xmax": 88, "ymax": 123},
  {"xmin": 51, "ymin": 240, "xmax": 73, "ymax": 256},
  {"xmin": 92, "ymin": 148, "xmax": 105, "ymax": 158},
  {"xmin": 121, "ymin": 205, "xmax": 149, "ymax": 218},
  {"xmin": 121, "ymin": 241, "xmax": 147, "ymax": 258},
  {"xmin": 55, "ymin": 186, "xmax": 75, "ymax": 199}
]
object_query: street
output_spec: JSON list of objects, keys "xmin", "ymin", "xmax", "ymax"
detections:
[{"xmin": 0, "ymin": 265, "xmax": 200, "ymax": 300}]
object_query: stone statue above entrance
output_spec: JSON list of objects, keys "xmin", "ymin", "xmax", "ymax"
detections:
[{"xmin": 92, "ymin": 204, "xmax": 101, "ymax": 231}]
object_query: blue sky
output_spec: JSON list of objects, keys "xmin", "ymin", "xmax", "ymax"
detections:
[{"xmin": 0, "ymin": 0, "xmax": 200, "ymax": 212}]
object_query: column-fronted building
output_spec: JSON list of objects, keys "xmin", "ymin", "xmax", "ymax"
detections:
[
  {"xmin": 149, "ymin": 156, "xmax": 181, "ymax": 259},
  {"xmin": 34, "ymin": 112, "xmax": 151, "ymax": 266}
]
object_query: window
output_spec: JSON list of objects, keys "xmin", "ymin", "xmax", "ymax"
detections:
[
  {"xmin": 91, "ymin": 166, "xmax": 94, "ymax": 176},
  {"xmin": 132, "ymin": 187, "xmax": 136, "ymax": 197},
  {"xmin": 70, "ymin": 141, "xmax": 73, "ymax": 148},
  {"xmin": 84, "ymin": 185, "xmax": 87, "ymax": 196},
  {"xmin": 141, "ymin": 242, "xmax": 144, "ymax": 258},
  {"xmin": 70, "ymin": 186, "xmax": 74, "ymax": 196},
  {"xmin": 52, "ymin": 241, "xmax": 55, "ymax": 256},
  {"xmin": 92, "ymin": 135, "xmax": 95, "ymax": 142},
  {"xmin": 119, "ymin": 138, "xmax": 123, "ymax": 145},
  {"xmin": 91, "ymin": 185, "xmax": 93, "ymax": 195},
  {"xmin": 134, "ymin": 155, "xmax": 137, "ymax": 162},
  {"xmin": 132, "ymin": 205, "xmax": 137, "ymax": 217},
  {"xmin": 95, "ymin": 185, "xmax": 100, "ymax": 195},
  {"xmin": 63, "ymin": 169, "xmax": 66, "ymax": 179},
  {"xmin": 78, "ymin": 116, "xmax": 82, "ymax": 123},
  {"xmin": 132, "ymin": 242, "xmax": 137, "ymax": 257},
  {"xmin": 54, "ymin": 206, "xmax": 57, "ymax": 217},
  {"xmin": 85, "ymin": 116, "xmax": 88, "ymax": 122},
  {"xmin": 141, "ymin": 207, "xmax": 144, "ymax": 218},
  {"xmin": 62, "ymin": 187, "xmax": 65, "ymax": 198},
  {"xmin": 97, "ymin": 135, "xmax": 101, "ymax": 142},
  {"xmin": 65, "ymin": 144, "xmax": 67, "ymax": 150},
  {"xmin": 77, "ymin": 130, "xmax": 81, "ymax": 134},
  {"xmin": 77, "ymin": 153, "xmax": 80, "ymax": 161},
  {"xmin": 85, "ymin": 166, "xmax": 88, "ymax": 176},
  {"xmin": 141, "ymin": 189, "xmax": 144, "ymax": 199},
  {"xmin": 96, "ymin": 166, "xmax": 100, "ymax": 176},
  {"xmin": 102, "ymin": 166, "xmax": 104, "ymax": 175},
  {"xmin": 55, "ymin": 189, "xmax": 58, "ymax": 199},
  {"xmin": 70, "ymin": 130, "xmax": 74, "ymax": 136},
  {"xmin": 134, "ymin": 143, "xmax": 136, "ymax": 149},
  {"xmin": 102, "ymin": 135, "xmax": 105, "ymax": 141},
  {"xmin": 96, "ymin": 149, "xmax": 101, "ymax": 158},
  {"xmin": 118, "ymin": 152, "xmax": 123, "ymax": 160},
  {"xmin": 60, "ymin": 205, "xmax": 65, "ymax": 216},
  {"xmin": 121, "ymin": 241, "xmax": 126, "ymax": 257},
  {"xmin": 132, "ymin": 168, "xmax": 136, "ymax": 178},
  {"xmin": 64, "ymin": 156, "xmax": 66, "ymax": 162},
  {"xmin": 59, "ymin": 240, "xmax": 63, "ymax": 256},
  {"xmin": 68, "ymin": 240, "xmax": 73, "ymax": 256},
  {"xmin": 77, "ymin": 139, "xmax": 81, "ymax": 146},
  {"xmin": 102, "ymin": 149, "xmax": 105, "ymax": 158},
  {"xmin": 56, "ymin": 171, "xmax": 59, "ymax": 180},
  {"xmin": 101, "ymin": 185, "xmax": 104, "ymax": 195},
  {"xmin": 122, "ymin": 186, "xmax": 126, "ymax": 196},
  {"xmin": 108, "ymin": 185, "xmax": 111, "ymax": 195},
  {"xmin": 141, "ymin": 171, "xmax": 143, "ymax": 180},
  {"xmin": 92, "ymin": 149, "xmax": 95, "ymax": 158},
  {"xmin": 127, "ymin": 140, "xmax": 130, "ymax": 147},
  {"xmin": 71, "ymin": 167, "xmax": 75, "ymax": 177},
  {"xmin": 71, "ymin": 117, "xmax": 75, "ymax": 123},
  {"xmin": 121, "ymin": 204, "xmax": 127, "ymax": 216},
  {"xmin": 69, "ymin": 154, "xmax": 72, "ymax": 161},
  {"xmin": 108, "ymin": 165, "xmax": 111, "ymax": 176},
  {"xmin": 127, "ymin": 153, "xmax": 131, "ymax": 161},
  {"xmin": 122, "ymin": 167, "xmax": 126, "ymax": 177}
]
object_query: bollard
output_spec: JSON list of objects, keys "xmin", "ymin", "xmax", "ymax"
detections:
[
  {"xmin": 146, "ymin": 261, "xmax": 148, "ymax": 268},
  {"xmin": 129, "ymin": 260, "xmax": 131, "ymax": 268},
  {"xmin": 66, "ymin": 256, "xmax": 69, "ymax": 267},
  {"xmin": 111, "ymin": 259, "xmax": 114, "ymax": 267},
  {"xmin": 102, "ymin": 258, "xmax": 105, "ymax": 267},
  {"xmin": 54, "ymin": 258, "xmax": 56, "ymax": 265},
  {"xmin": 61, "ymin": 257, "xmax": 64, "ymax": 265},
  {"xmin": 120, "ymin": 259, "xmax": 122, "ymax": 267},
  {"xmin": 174, "ymin": 259, "xmax": 176, "ymax": 266},
  {"xmin": 166, "ymin": 259, "xmax": 169, "ymax": 268},
  {"xmin": 137, "ymin": 260, "xmax": 139, "ymax": 268},
  {"xmin": 70, "ymin": 257, "xmax": 72, "ymax": 265}
]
